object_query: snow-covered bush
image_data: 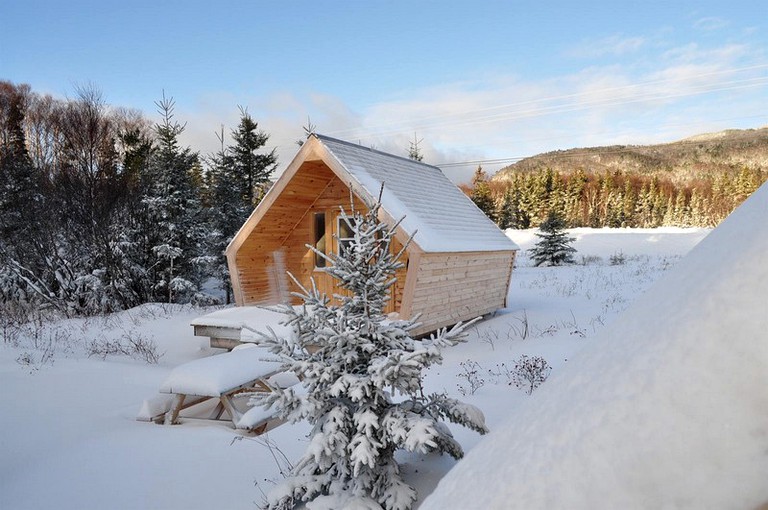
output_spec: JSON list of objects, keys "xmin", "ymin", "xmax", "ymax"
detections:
[
  {"xmin": 609, "ymin": 251, "xmax": 627, "ymax": 265},
  {"xmin": 254, "ymin": 191, "xmax": 488, "ymax": 510},
  {"xmin": 510, "ymin": 355, "xmax": 551, "ymax": 395}
]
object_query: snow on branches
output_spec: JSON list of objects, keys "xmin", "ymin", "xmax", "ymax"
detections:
[{"xmin": 253, "ymin": 188, "xmax": 488, "ymax": 510}]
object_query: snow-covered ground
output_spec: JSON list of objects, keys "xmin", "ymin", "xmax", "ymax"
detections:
[
  {"xmin": 422, "ymin": 187, "xmax": 768, "ymax": 509},
  {"xmin": 0, "ymin": 227, "xmax": 711, "ymax": 509}
]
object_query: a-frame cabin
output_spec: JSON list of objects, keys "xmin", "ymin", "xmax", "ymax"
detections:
[{"xmin": 226, "ymin": 134, "xmax": 519, "ymax": 336}]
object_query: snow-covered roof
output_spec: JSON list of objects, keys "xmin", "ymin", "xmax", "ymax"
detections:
[
  {"xmin": 315, "ymin": 134, "xmax": 518, "ymax": 253},
  {"xmin": 422, "ymin": 182, "xmax": 768, "ymax": 509}
]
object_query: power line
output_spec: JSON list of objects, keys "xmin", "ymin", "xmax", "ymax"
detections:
[
  {"xmin": 264, "ymin": 62, "xmax": 768, "ymax": 167},
  {"xmin": 435, "ymin": 127, "xmax": 768, "ymax": 169},
  {"xmin": 318, "ymin": 63, "xmax": 768, "ymax": 139}
]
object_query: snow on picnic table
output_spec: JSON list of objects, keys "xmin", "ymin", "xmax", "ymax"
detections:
[
  {"xmin": 0, "ymin": 228, "xmax": 710, "ymax": 510},
  {"xmin": 190, "ymin": 305, "xmax": 294, "ymax": 341},
  {"xmin": 159, "ymin": 345, "xmax": 282, "ymax": 396}
]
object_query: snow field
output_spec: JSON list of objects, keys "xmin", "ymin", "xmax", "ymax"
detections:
[
  {"xmin": 0, "ymin": 228, "xmax": 710, "ymax": 509},
  {"xmin": 422, "ymin": 187, "xmax": 768, "ymax": 509}
]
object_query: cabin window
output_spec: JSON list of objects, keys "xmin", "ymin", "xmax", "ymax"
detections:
[
  {"xmin": 313, "ymin": 212, "xmax": 326, "ymax": 268},
  {"xmin": 337, "ymin": 215, "xmax": 358, "ymax": 256}
]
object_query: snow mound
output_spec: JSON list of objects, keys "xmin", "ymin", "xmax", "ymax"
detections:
[{"xmin": 422, "ymin": 182, "xmax": 768, "ymax": 509}]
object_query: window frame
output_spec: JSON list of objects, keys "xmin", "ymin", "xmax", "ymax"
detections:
[{"xmin": 336, "ymin": 214, "xmax": 358, "ymax": 257}]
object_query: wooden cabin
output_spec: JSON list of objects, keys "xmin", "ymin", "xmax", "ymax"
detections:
[{"xmin": 225, "ymin": 134, "xmax": 519, "ymax": 336}]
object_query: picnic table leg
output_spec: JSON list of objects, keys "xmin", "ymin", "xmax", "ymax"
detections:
[
  {"xmin": 164, "ymin": 394, "xmax": 186, "ymax": 425},
  {"xmin": 219, "ymin": 393, "xmax": 242, "ymax": 425},
  {"xmin": 209, "ymin": 401, "xmax": 226, "ymax": 420}
]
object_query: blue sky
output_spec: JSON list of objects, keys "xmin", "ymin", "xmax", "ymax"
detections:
[{"xmin": 2, "ymin": 0, "xmax": 767, "ymax": 182}]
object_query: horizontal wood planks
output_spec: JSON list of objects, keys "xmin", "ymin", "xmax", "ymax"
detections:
[{"xmin": 407, "ymin": 250, "xmax": 515, "ymax": 336}]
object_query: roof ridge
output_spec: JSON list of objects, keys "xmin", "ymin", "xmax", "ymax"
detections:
[{"xmin": 312, "ymin": 133, "xmax": 440, "ymax": 170}]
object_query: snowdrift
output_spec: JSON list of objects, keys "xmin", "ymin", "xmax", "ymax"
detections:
[{"xmin": 422, "ymin": 183, "xmax": 768, "ymax": 509}]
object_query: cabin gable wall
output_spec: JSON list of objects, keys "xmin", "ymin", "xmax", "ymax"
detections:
[{"xmin": 232, "ymin": 161, "xmax": 408, "ymax": 314}]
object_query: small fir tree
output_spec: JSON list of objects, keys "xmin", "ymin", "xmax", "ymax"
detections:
[
  {"xmin": 407, "ymin": 133, "xmax": 424, "ymax": 162},
  {"xmin": 255, "ymin": 189, "xmax": 488, "ymax": 510},
  {"xmin": 529, "ymin": 211, "xmax": 577, "ymax": 266}
]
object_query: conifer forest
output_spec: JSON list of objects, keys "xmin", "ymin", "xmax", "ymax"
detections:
[{"xmin": 0, "ymin": 81, "xmax": 275, "ymax": 316}]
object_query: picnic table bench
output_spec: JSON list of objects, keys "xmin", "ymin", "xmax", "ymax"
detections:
[{"xmin": 137, "ymin": 345, "xmax": 299, "ymax": 433}]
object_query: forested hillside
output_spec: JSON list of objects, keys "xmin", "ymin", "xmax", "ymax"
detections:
[{"xmin": 470, "ymin": 129, "xmax": 768, "ymax": 229}]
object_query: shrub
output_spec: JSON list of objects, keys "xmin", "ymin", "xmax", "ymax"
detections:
[
  {"xmin": 609, "ymin": 251, "xmax": 627, "ymax": 265},
  {"xmin": 510, "ymin": 355, "xmax": 552, "ymax": 395},
  {"xmin": 86, "ymin": 333, "xmax": 164, "ymax": 364}
]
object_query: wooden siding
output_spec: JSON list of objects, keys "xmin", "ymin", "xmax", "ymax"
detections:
[
  {"xmin": 233, "ymin": 162, "xmax": 408, "ymax": 314},
  {"xmin": 234, "ymin": 160, "xmax": 336, "ymax": 304},
  {"xmin": 227, "ymin": 136, "xmax": 517, "ymax": 336},
  {"xmin": 406, "ymin": 250, "xmax": 515, "ymax": 336}
]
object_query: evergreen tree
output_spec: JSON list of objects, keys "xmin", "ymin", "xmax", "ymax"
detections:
[
  {"xmin": 0, "ymin": 81, "xmax": 37, "ymax": 243},
  {"xmin": 621, "ymin": 179, "xmax": 636, "ymax": 227},
  {"xmin": 206, "ymin": 109, "xmax": 276, "ymax": 303},
  {"xmin": 672, "ymin": 189, "xmax": 689, "ymax": 226},
  {"xmin": 564, "ymin": 169, "xmax": 587, "ymax": 226},
  {"xmin": 141, "ymin": 93, "xmax": 203, "ymax": 302},
  {"xmin": 469, "ymin": 166, "xmax": 497, "ymax": 222},
  {"xmin": 651, "ymin": 183, "xmax": 668, "ymax": 227},
  {"xmin": 295, "ymin": 116, "xmax": 316, "ymax": 147},
  {"xmin": 547, "ymin": 170, "xmax": 566, "ymax": 220},
  {"xmin": 110, "ymin": 124, "xmax": 155, "ymax": 305},
  {"xmin": 529, "ymin": 211, "xmax": 577, "ymax": 266},
  {"xmin": 497, "ymin": 188, "xmax": 514, "ymax": 229},
  {"xmin": 496, "ymin": 185, "xmax": 526, "ymax": 230},
  {"xmin": 255, "ymin": 192, "xmax": 488, "ymax": 510},
  {"xmin": 688, "ymin": 187, "xmax": 708, "ymax": 227},
  {"xmin": 229, "ymin": 106, "xmax": 276, "ymax": 208},
  {"xmin": 407, "ymin": 133, "xmax": 424, "ymax": 162},
  {"xmin": 205, "ymin": 127, "xmax": 237, "ymax": 303},
  {"xmin": 0, "ymin": 82, "xmax": 46, "ymax": 310}
]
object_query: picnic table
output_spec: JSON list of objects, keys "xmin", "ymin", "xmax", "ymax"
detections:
[
  {"xmin": 190, "ymin": 306, "xmax": 293, "ymax": 349},
  {"xmin": 137, "ymin": 344, "xmax": 300, "ymax": 433},
  {"xmin": 138, "ymin": 306, "xmax": 305, "ymax": 432}
]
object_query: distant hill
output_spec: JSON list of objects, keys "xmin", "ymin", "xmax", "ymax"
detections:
[
  {"xmin": 471, "ymin": 127, "xmax": 767, "ymax": 229},
  {"xmin": 493, "ymin": 127, "xmax": 768, "ymax": 184}
]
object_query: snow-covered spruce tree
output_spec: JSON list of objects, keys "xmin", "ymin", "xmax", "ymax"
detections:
[
  {"xmin": 528, "ymin": 211, "xmax": 577, "ymax": 267},
  {"xmin": 140, "ymin": 93, "xmax": 204, "ymax": 302},
  {"xmin": 254, "ymin": 191, "xmax": 488, "ymax": 510},
  {"xmin": 206, "ymin": 109, "xmax": 276, "ymax": 304}
]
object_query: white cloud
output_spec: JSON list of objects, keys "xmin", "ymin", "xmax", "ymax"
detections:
[
  {"xmin": 694, "ymin": 16, "xmax": 729, "ymax": 31},
  {"xmin": 176, "ymin": 40, "xmax": 767, "ymax": 185},
  {"xmin": 567, "ymin": 34, "xmax": 647, "ymax": 59}
]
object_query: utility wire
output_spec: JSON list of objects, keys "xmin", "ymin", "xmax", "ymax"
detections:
[
  {"xmin": 320, "ymin": 63, "xmax": 768, "ymax": 138},
  {"xmin": 264, "ymin": 63, "xmax": 768, "ymax": 168},
  {"xmin": 435, "ymin": 127, "xmax": 768, "ymax": 168}
]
